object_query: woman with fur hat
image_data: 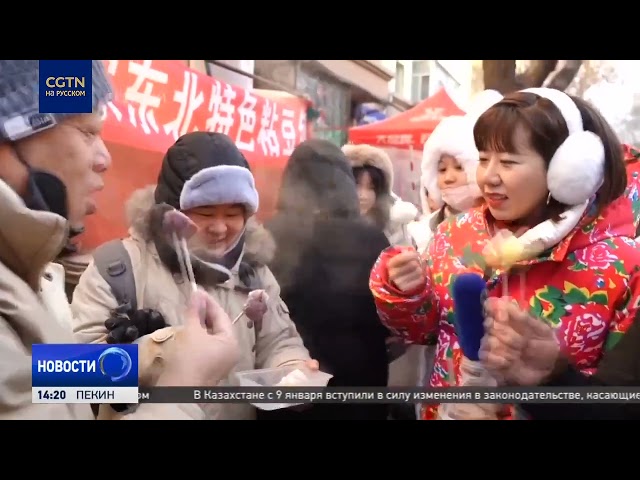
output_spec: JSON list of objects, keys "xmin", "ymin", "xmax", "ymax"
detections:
[
  {"xmin": 71, "ymin": 132, "xmax": 314, "ymax": 420},
  {"xmin": 370, "ymin": 88, "xmax": 640, "ymax": 420},
  {"xmin": 342, "ymin": 143, "xmax": 419, "ymax": 247}
]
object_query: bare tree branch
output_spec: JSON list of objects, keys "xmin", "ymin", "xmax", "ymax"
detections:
[
  {"xmin": 482, "ymin": 60, "xmax": 585, "ymax": 94},
  {"xmin": 516, "ymin": 60, "xmax": 558, "ymax": 88},
  {"xmin": 545, "ymin": 60, "xmax": 584, "ymax": 91},
  {"xmin": 482, "ymin": 60, "xmax": 519, "ymax": 94}
]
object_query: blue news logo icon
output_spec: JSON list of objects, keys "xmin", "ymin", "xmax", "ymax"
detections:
[
  {"xmin": 32, "ymin": 344, "xmax": 138, "ymax": 388},
  {"xmin": 98, "ymin": 347, "xmax": 133, "ymax": 382}
]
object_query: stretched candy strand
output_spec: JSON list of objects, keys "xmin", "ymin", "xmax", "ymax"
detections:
[
  {"xmin": 180, "ymin": 237, "xmax": 197, "ymax": 293},
  {"xmin": 172, "ymin": 233, "xmax": 191, "ymax": 290}
]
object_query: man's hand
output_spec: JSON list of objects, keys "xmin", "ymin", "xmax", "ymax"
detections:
[
  {"xmin": 156, "ymin": 289, "xmax": 240, "ymax": 387},
  {"xmin": 387, "ymin": 248, "xmax": 425, "ymax": 293},
  {"xmin": 480, "ymin": 297, "xmax": 560, "ymax": 386}
]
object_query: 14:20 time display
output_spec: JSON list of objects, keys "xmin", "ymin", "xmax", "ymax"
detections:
[{"xmin": 36, "ymin": 389, "xmax": 67, "ymax": 400}]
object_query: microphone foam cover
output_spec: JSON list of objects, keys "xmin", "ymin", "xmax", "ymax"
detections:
[{"xmin": 452, "ymin": 273, "xmax": 487, "ymax": 361}]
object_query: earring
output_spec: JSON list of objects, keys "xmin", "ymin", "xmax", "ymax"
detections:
[{"xmin": 546, "ymin": 192, "xmax": 552, "ymax": 205}]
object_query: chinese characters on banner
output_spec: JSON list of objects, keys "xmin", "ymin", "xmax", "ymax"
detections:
[
  {"xmin": 374, "ymin": 134, "xmax": 416, "ymax": 147},
  {"xmin": 101, "ymin": 60, "xmax": 308, "ymax": 167}
]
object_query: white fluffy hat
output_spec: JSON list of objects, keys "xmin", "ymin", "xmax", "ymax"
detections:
[{"xmin": 420, "ymin": 89, "xmax": 503, "ymax": 213}]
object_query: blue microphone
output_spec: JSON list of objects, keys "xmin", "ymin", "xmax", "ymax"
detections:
[{"xmin": 452, "ymin": 273, "xmax": 487, "ymax": 361}]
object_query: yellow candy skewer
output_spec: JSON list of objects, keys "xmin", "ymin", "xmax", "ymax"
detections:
[
  {"xmin": 483, "ymin": 233, "xmax": 537, "ymax": 300},
  {"xmin": 502, "ymin": 271, "xmax": 509, "ymax": 297},
  {"xmin": 492, "ymin": 236, "xmax": 523, "ymax": 298}
]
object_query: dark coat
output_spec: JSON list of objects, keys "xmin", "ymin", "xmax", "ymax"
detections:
[{"xmin": 261, "ymin": 139, "xmax": 391, "ymax": 420}]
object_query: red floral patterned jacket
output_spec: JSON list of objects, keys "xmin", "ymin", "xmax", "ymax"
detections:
[{"xmin": 370, "ymin": 170, "xmax": 640, "ymax": 420}]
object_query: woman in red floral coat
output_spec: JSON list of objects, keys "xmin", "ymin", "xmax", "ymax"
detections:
[
  {"xmin": 622, "ymin": 143, "xmax": 640, "ymax": 237},
  {"xmin": 370, "ymin": 88, "xmax": 640, "ymax": 420}
]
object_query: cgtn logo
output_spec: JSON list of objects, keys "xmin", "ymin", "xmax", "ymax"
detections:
[
  {"xmin": 44, "ymin": 76, "xmax": 87, "ymax": 97},
  {"xmin": 32, "ymin": 344, "xmax": 138, "ymax": 404},
  {"xmin": 38, "ymin": 60, "xmax": 93, "ymax": 115}
]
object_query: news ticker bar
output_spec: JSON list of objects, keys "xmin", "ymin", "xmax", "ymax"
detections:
[{"xmin": 31, "ymin": 386, "xmax": 640, "ymax": 404}]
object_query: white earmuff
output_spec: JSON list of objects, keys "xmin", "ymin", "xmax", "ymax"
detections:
[{"xmin": 521, "ymin": 88, "xmax": 605, "ymax": 206}]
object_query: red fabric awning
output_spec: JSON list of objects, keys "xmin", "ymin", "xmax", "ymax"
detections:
[{"xmin": 348, "ymin": 87, "xmax": 465, "ymax": 149}]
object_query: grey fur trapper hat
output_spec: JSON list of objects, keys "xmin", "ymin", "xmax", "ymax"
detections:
[{"xmin": 0, "ymin": 60, "xmax": 113, "ymax": 142}]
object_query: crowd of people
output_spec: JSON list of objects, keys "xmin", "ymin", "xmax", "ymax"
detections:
[{"xmin": 1, "ymin": 60, "xmax": 640, "ymax": 420}]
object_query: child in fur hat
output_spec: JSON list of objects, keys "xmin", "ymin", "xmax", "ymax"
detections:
[
  {"xmin": 409, "ymin": 90, "xmax": 504, "ymax": 253},
  {"xmin": 342, "ymin": 143, "xmax": 419, "ymax": 247}
]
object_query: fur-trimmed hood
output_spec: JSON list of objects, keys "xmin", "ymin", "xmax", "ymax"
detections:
[
  {"xmin": 125, "ymin": 185, "xmax": 276, "ymax": 282},
  {"xmin": 342, "ymin": 144, "xmax": 418, "ymax": 228},
  {"xmin": 342, "ymin": 143, "xmax": 394, "ymax": 196},
  {"xmin": 420, "ymin": 89, "xmax": 503, "ymax": 214}
]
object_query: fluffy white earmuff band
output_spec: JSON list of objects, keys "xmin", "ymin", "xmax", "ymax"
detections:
[{"xmin": 521, "ymin": 88, "xmax": 605, "ymax": 206}]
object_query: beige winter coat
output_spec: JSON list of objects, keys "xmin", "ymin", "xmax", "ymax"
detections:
[
  {"xmin": 0, "ymin": 180, "xmax": 204, "ymax": 420},
  {"xmin": 71, "ymin": 186, "xmax": 310, "ymax": 420}
]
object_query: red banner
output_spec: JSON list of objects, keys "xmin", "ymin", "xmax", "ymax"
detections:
[{"xmin": 101, "ymin": 60, "xmax": 309, "ymax": 166}]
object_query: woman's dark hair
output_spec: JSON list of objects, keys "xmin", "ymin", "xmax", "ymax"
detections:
[
  {"xmin": 353, "ymin": 164, "xmax": 392, "ymax": 229},
  {"xmin": 473, "ymin": 91, "xmax": 626, "ymax": 221}
]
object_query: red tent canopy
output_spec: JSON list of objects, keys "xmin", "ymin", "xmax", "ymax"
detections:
[{"xmin": 348, "ymin": 87, "xmax": 465, "ymax": 150}]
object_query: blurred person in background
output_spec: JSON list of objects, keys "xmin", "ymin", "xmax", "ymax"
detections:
[
  {"xmin": 342, "ymin": 143, "xmax": 418, "ymax": 247},
  {"xmin": 342, "ymin": 143, "xmax": 420, "ymax": 420},
  {"xmin": 264, "ymin": 139, "xmax": 390, "ymax": 420},
  {"xmin": 481, "ymin": 296, "xmax": 640, "ymax": 420},
  {"xmin": 0, "ymin": 60, "xmax": 239, "ymax": 420},
  {"xmin": 370, "ymin": 88, "xmax": 640, "ymax": 420},
  {"xmin": 71, "ymin": 131, "xmax": 313, "ymax": 420}
]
